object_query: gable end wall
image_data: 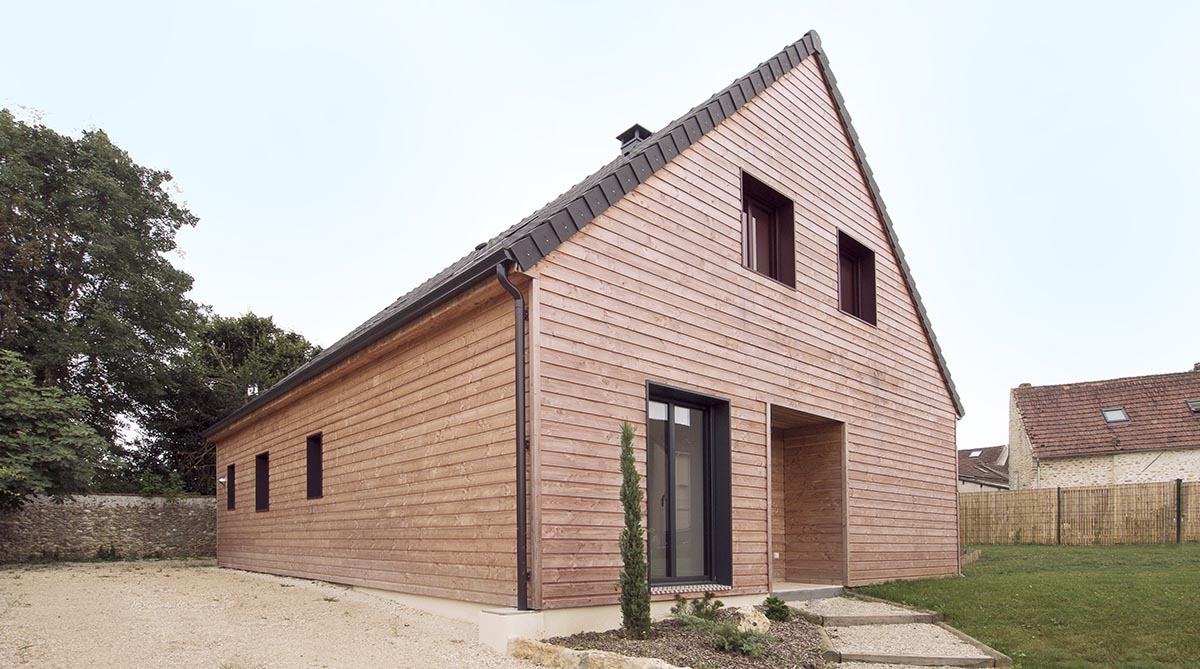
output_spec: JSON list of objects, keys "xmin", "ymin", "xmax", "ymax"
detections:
[{"xmin": 530, "ymin": 57, "xmax": 958, "ymax": 608}]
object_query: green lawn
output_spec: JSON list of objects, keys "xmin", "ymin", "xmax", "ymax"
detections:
[{"xmin": 855, "ymin": 544, "xmax": 1200, "ymax": 669}]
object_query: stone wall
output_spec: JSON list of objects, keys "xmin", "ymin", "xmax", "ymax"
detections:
[
  {"xmin": 1007, "ymin": 390, "xmax": 1034, "ymax": 490},
  {"xmin": 0, "ymin": 494, "xmax": 215, "ymax": 562},
  {"xmin": 1036, "ymin": 449, "xmax": 1200, "ymax": 488}
]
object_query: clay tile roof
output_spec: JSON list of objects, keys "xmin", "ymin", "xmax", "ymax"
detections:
[
  {"xmin": 1013, "ymin": 369, "xmax": 1200, "ymax": 459},
  {"xmin": 958, "ymin": 445, "xmax": 1008, "ymax": 485}
]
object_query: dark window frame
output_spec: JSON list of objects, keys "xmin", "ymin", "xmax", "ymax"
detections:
[
  {"xmin": 226, "ymin": 463, "xmax": 236, "ymax": 511},
  {"xmin": 837, "ymin": 231, "xmax": 877, "ymax": 325},
  {"xmin": 255, "ymin": 452, "xmax": 270, "ymax": 512},
  {"xmin": 741, "ymin": 172, "xmax": 795, "ymax": 288},
  {"xmin": 645, "ymin": 381, "xmax": 733, "ymax": 588},
  {"xmin": 306, "ymin": 433, "xmax": 323, "ymax": 500}
]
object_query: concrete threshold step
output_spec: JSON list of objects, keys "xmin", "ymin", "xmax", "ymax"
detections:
[{"xmin": 770, "ymin": 584, "xmax": 844, "ymax": 602}]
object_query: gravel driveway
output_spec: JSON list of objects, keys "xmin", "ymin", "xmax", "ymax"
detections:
[{"xmin": 0, "ymin": 559, "xmax": 539, "ymax": 669}]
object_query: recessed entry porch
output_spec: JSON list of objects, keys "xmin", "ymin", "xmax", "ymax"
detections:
[{"xmin": 769, "ymin": 404, "xmax": 847, "ymax": 600}]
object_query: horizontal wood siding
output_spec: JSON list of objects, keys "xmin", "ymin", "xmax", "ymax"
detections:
[
  {"xmin": 213, "ymin": 281, "xmax": 519, "ymax": 606},
  {"xmin": 533, "ymin": 57, "xmax": 957, "ymax": 607}
]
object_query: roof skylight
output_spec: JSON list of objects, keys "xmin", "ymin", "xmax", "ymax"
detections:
[
  {"xmin": 1101, "ymin": 408, "xmax": 1130, "ymax": 424},
  {"xmin": 968, "ymin": 450, "xmax": 982, "ymax": 457},
  {"xmin": 1187, "ymin": 399, "xmax": 1200, "ymax": 416}
]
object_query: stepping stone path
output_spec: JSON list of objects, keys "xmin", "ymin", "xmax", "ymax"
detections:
[{"xmin": 791, "ymin": 596, "xmax": 1012, "ymax": 668}]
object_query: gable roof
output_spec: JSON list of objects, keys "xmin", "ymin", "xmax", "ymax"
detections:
[
  {"xmin": 204, "ymin": 30, "xmax": 963, "ymax": 439},
  {"xmin": 1013, "ymin": 369, "xmax": 1200, "ymax": 459},
  {"xmin": 958, "ymin": 445, "xmax": 1009, "ymax": 486}
]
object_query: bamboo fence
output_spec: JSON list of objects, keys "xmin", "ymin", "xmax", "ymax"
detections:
[{"xmin": 960, "ymin": 480, "xmax": 1199, "ymax": 545}]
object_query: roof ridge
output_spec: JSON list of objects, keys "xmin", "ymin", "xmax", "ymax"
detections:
[{"xmin": 1015, "ymin": 368, "xmax": 1200, "ymax": 393}]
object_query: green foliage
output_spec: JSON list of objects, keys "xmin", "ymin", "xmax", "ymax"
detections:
[
  {"xmin": 0, "ymin": 349, "xmax": 106, "ymax": 510},
  {"xmin": 763, "ymin": 596, "xmax": 791, "ymax": 622},
  {"xmin": 670, "ymin": 592, "xmax": 725, "ymax": 621},
  {"xmin": 617, "ymin": 420, "xmax": 651, "ymax": 639},
  {"xmin": 135, "ymin": 313, "xmax": 320, "ymax": 493},
  {"xmin": 858, "ymin": 545, "xmax": 1200, "ymax": 669},
  {"xmin": 669, "ymin": 597, "xmax": 766, "ymax": 659},
  {"xmin": 709, "ymin": 623, "xmax": 767, "ymax": 658},
  {"xmin": 0, "ymin": 109, "xmax": 200, "ymax": 442}
]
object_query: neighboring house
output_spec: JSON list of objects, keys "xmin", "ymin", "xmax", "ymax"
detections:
[
  {"xmin": 958, "ymin": 445, "xmax": 1009, "ymax": 491},
  {"xmin": 1009, "ymin": 365, "xmax": 1200, "ymax": 489},
  {"xmin": 204, "ymin": 31, "xmax": 963, "ymax": 639}
]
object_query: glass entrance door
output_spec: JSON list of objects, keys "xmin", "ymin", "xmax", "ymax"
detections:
[{"xmin": 647, "ymin": 398, "xmax": 710, "ymax": 583}]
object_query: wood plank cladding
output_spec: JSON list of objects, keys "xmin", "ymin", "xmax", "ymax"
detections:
[
  {"xmin": 532, "ymin": 56, "xmax": 957, "ymax": 608},
  {"xmin": 777, "ymin": 423, "xmax": 845, "ymax": 584},
  {"xmin": 212, "ymin": 280, "xmax": 521, "ymax": 607}
]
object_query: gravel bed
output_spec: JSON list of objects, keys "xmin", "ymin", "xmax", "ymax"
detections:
[
  {"xmin": 549, "ymin": 608, "xmax": 827, "ymax": 669},
  {"xmin": 828, "ymin": 623, "xmax": 988, "ymax": 658},
  {"xmin": 0, "ymin": 559, "xmax": 537, "ymax": 669},
  {"xmin": 794, "ymin": 597, "xmax": 916, "ymax": 617}
]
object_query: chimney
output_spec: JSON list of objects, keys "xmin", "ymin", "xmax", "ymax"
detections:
[{"xmin": 616, "ymin": 124, "xmax": 653, "ymax": 154}]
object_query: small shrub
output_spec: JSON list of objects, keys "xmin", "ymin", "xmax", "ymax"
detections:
[
  {"xmin": 764, "ymin": 596, "xmax": 791, "ymax": 622},
  {"xmin": 670, "ymin": 592, "xmax": 724, "ymax": 621},
  {"xmin": 95, "ymin": 545, "xmax": 120, "ymax": 561},
  {"xmin": 710, "ymin": 623, "xmax": 767, "ymax": 658}
]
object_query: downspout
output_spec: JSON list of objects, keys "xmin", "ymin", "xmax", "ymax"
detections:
[{"xmin": 495, "ymin": 262, "xmax": 529, "ymax": 611}]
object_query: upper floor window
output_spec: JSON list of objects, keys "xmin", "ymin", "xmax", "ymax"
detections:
[
  {"xmin": 1101, "ymin": 408, "xmax": 1130, "ymax": 424},
  {"xmin": 741, "ymin": 173, "xmax": 795, "ymax": 287},
  {"xmin": 838, "ymin": 231, "xmax": 876, "ymax": 325}
]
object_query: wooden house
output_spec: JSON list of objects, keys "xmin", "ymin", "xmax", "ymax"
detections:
[{"xmin": 205, "ymin": 30, "xmax": 963, "ymax": 646}]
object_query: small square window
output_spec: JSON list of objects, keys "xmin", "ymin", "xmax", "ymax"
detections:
[
  {"xmin": 741, "ymin": 173, "xmax": 795, "ymax": 287},
  {"xmin": 838, "ymin": 231, "xmax": 877, "ymax": 325},
  {"xmin": 255, "ymin": 452, "xmax": 270, "ymax": 511},
  {"xmin": 307, "ymin": 433, "xmax": 323, "ymax": 499},
  {"xmin": 1101, "ymin": 408, "xmax": 1129, "ymax": 424},
  {"xmin": 1187, "ymin": 400, "xmax": 1200, "ymax": 416}
]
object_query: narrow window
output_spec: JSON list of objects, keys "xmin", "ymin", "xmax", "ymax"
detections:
[
  {"xmin": 741, "ymin": 173, "xmax": 795, "ymax": 287},
  {"xmin": 1101, "ymin": 408, "xmax": 1129, "ymax": 424},
  {"xmin": 1187, "ymin": 399, "xmax": 1200, "ymax": 416},
  {"xmin": 255, "ymin": 452, "xmax": 270, "ymax": 511},
  {"xmin": 838, "ymin": 231, "xmax": 876, "ymax": 324},
  {"xmin": 226, "ymin": 464, "xmax": 236, "ymax": 510},
  {"xmin": 646, "ymin": 383, "xmax": 732, "ymax": 586},
  {"xmin": 306, "ymin": 433, "xmax": 323, "ymax": 499}
]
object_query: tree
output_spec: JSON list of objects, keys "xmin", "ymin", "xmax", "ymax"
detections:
[
  {"xmin": 136, "ymin": 313, "xmax": 321, "ymax": 493},
  {"xmin": 617, "ymin": 420, "xmax": 651, "ymax": 638},
  {"xmin": 0, "ymin": 349, "xmax": 106, "ymax": 510},
  {"xmin": 0, "ymin": 109, "xmax": 199, "ymax": 442}
]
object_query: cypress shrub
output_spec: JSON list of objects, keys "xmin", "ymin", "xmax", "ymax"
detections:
[{"xmin": 617, "ymin": 421, "xmax": 651, "ymax": 638}]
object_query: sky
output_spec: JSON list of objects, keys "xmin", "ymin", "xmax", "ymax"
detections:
[{"xmin": 3, "ymin": 0, "xmax": 1197, "ymax": 450}]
